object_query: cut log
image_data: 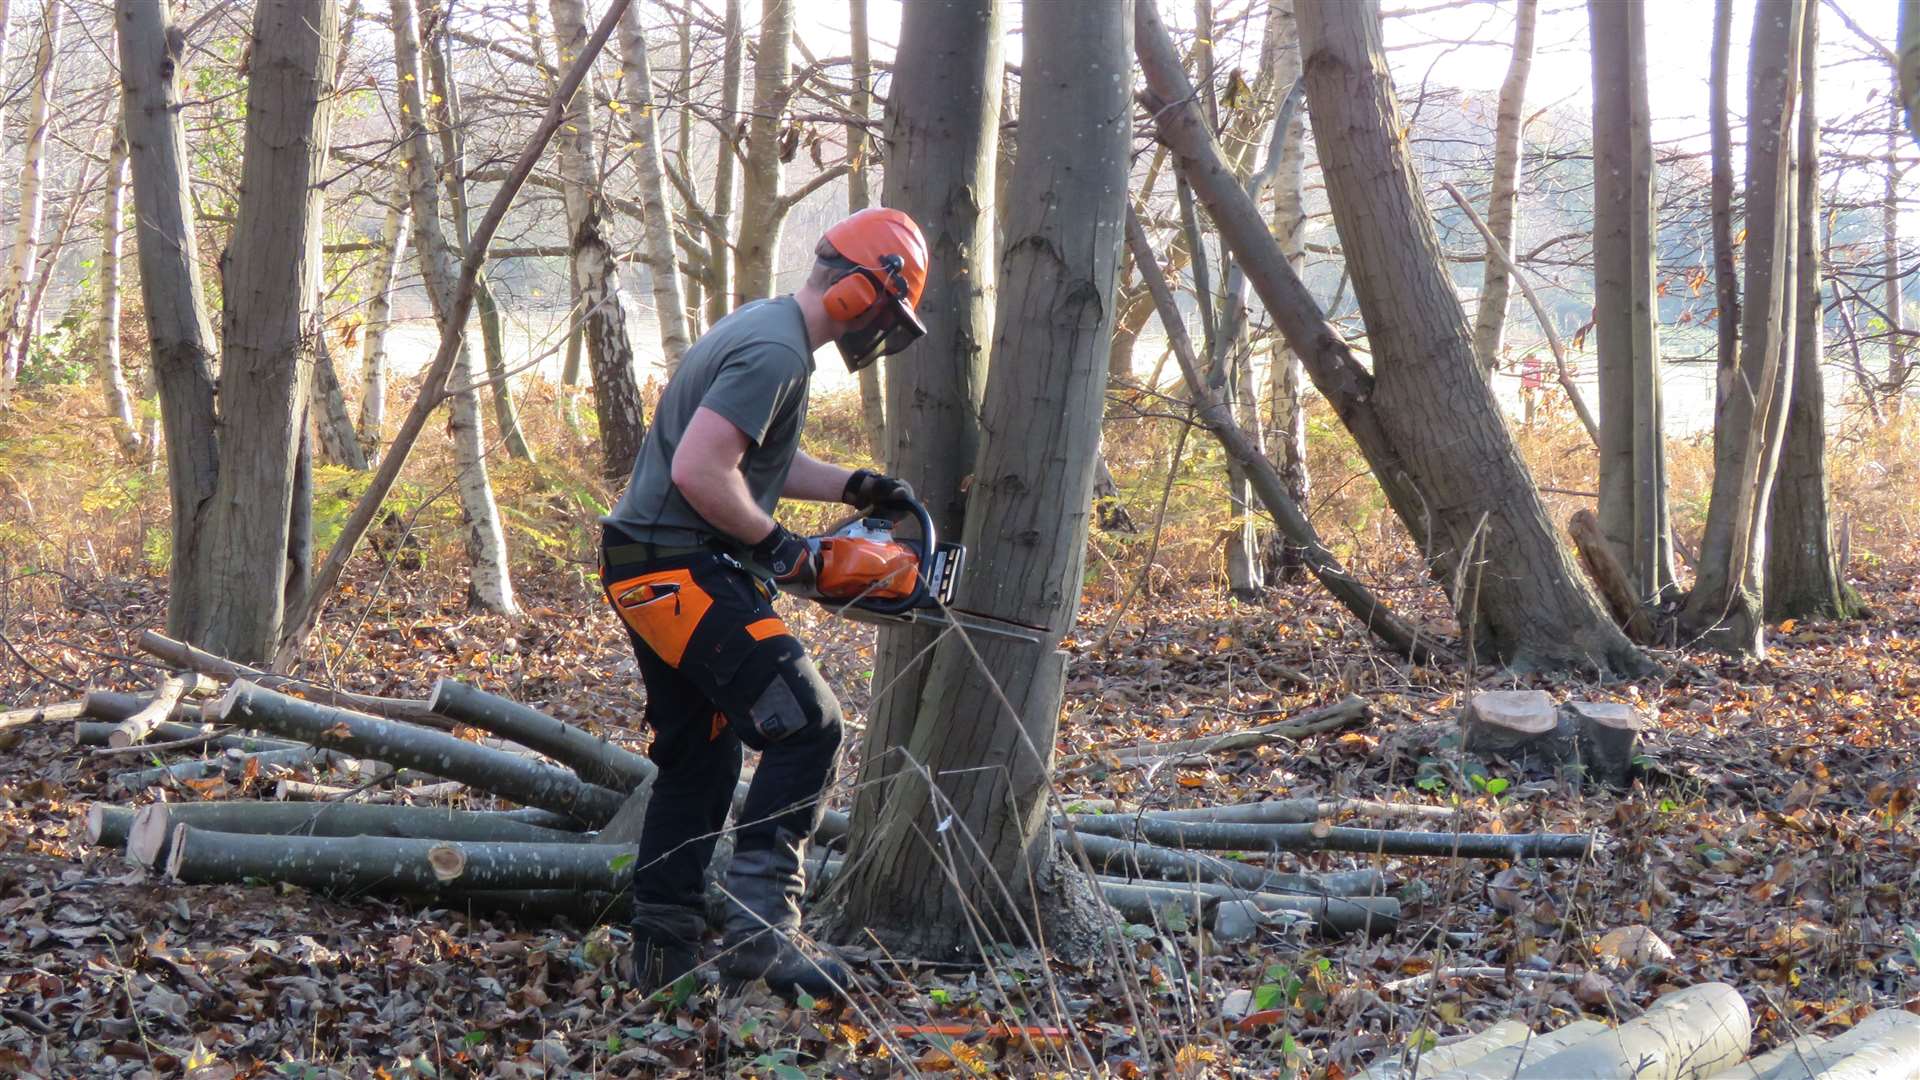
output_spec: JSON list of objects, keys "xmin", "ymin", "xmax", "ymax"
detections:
[
  {"xmin": 1081, "ymin": 696, "xmax": 1371, "ymax": 762},
  {"xmin": 1461, "ymin": 690, "xmax": 1571, "ymax": 765},
  {"xmin": 1568, "ymin": 700, "xmax": 1646, "ymax": 787},
  {"xmin": 1095, "ymin": 878, "xmax": 1398, "ymax": 937},
  {"xmin": 75, "ymin": 720, "xmax": 299, "ymax": 754},
  {"xmin": 1514, "ymin": 981, "xmax": 1750, "ymax": 1079},
  {"xmin": 1707, "ymin": 1038, "xmax": 1829, "ymax": 1080},
  {"xmin": 428, "ymin": 678, "xmax": 654, "ymax": 792},
  {"xmin": 0, "ymin": 699, "xmax": 86, "ymax": 732},
  {"xmin": 1064, "ymin": 815, "xmax": 1595, "ymax": 860},
  {"xmin": 1743, "ymin": 1008, "xmax": 1920, "ymax": 1079},
  {"xmin": 107, "ymin": 672, "xmax": 197, "ymax": 748},
  {"xmin": 1569, "ymin": 507, "xmax": 1658, "ymax": 642},
  {"xmin": 1062, "ymin": 797, "xmax": 1460, "ymax": 823},
  {"xmin": 122, "ymin": 800, "xmax": 593, "ymax": 868},
  {"xmin": 275, "ymin": 779, "xmax": 465, "ymax": 802},
  {"xmin": 139, "ymin": 630, "xmax": 449, "ymax": 728},
  {"xmin": 212, "ymin": 681, "xmax": 625, "ymax": 826},
  {"xmin": 82, "ymin": 690, "xmax": 206, "ymax": 725},
  {"xmin": 1427, "ymin": 1020, "xmax": 1608, "ymax": 1079},
  {"xmin": 87, "ymin": 804, "xmax": 135, "ymax": 849},
  {"xmin": 1356, "ymin": 1019, "xmax": 1532, "ymax": 1080},
  {"xmin": 1067, "ymin": 829, "xmax": 1385, "ymax": 897},
  {"xmin": 113, "ymin": 746, "xmax": 341, "ymax": 790},
  {"xmin": 164, "ymin": 826, "xmax": 633, "ymax": 893}
]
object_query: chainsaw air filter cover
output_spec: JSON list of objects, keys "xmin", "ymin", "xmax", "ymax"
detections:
[{"xmin": 816, "ymin": 535, "xmax": 920, "ymax": 601}]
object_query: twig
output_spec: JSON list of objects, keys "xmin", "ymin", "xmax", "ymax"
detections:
[{"xmin": 1382, "ymin": 966, "xmax": 1587, "ymax": 993}]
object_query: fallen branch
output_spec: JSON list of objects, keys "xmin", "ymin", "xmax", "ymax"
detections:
[
  {"xmin": 212, "ymin": 682, "xmax": 626, "ymax": 826},
  {"xmin": 275, "ymin": 779, "xmax": 465, "ymax": 802},
  {"xmin": 1380, "ymin": 966, "xmax": 1590, "ymax": 994},
  {"xmin": 165, "ymin": 826, "xmax": 634, "ymax": 893},
  {"xmin": 0, "ymin": 699, "xmax": 85, "ymax": 732},
  {"xmin": 1070, "ymin": 830, "xmax": 1384, "ymax": 899},
  {"xmin": 1061, "ymin": 797, "xmax": 1460, "ymax": 823},
  {"xmin": 1064, "ymin": 816, "xmax": 1596, "ymax": 860},
  {"xmin": 82, "ymin": 689, "xmax": 206, "ymax": 725},
  {"xmin": 428, "ymin": 678, "xmax": 654, "ymax": 792},
  {"xmin": 111, "ymin": 800, "xmax": 591, "ymax": 868},
  {"xmin": 107, "ymin": 671, "xmax": 197, "ymax": 748},
  {"xmin": 113, "ymin": 746, "xmax": 343, "ymax": 791},
  {"xmin": 90, "ymin": 725, "xmax": 240, "ymax": 758},
  {"xmin": 76, "ymin": 720, "xmax": 298, "ymax": 754},
  {"xmin": 139, "ymin": 631, "xmax": 448, "ymax": 728},
  {"xmin": 1089, "ymin": 696, "xmax": 1371, "ymax": 762},
  {"xmin": 1097, "ymin": 878, "xmax": 1399, "ymax": 937}
]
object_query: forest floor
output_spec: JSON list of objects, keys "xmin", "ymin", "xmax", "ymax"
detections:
[{"xmin": 1, "ymin": 385, "xmax": 1918, "ymax": 1077}]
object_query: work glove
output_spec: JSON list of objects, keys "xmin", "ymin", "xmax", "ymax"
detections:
[
  {"xmin": 842, "ymin": 469, "xmax": 915, "ymax": 512},
  {"xmin": 751, "ymin": 524, "xmax": 820, "ymax": 588}
]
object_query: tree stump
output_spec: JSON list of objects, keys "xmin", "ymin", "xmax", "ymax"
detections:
[
  {"xmin": 1461, "ymin": 691, "xmax": 1571, "ymax": 766},
  {"xmin": 1568, "ymin": 701, "xmax": 1646, "ymax": 787}
]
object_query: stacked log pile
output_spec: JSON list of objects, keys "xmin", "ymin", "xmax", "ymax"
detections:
[{"xmin": 69, "ymin": 634, "xmax": 1601, "ymax": 940}]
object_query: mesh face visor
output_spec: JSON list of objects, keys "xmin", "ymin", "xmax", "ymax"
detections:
[{"xmin": 835, "ymin": 258, "xmax": 926, "ymax": 371}]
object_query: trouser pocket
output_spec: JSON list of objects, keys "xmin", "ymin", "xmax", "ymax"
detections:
[{"xmin": 605, "ymin": 568, "xmax": 714, "ymax": 667}]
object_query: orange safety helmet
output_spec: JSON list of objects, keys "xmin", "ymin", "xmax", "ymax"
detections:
[{"xmin": 819, "ymin": 208, "xmax": 929, "ymax": 371}]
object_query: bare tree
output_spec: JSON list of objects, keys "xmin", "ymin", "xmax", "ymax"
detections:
[
  {"xmin": 95, "ymin": 122, "xmax": 141, "ymax": 458},
  {"xmin": 358, "ymin": 179, "xmax": 410, "ymax": 466},
  {"xmin": 1266, "ymin": 0, "xmax": 1311, "ymax": 582},
  {"xmin": 830, "ymin": 0, "xmax": 1129, "ymax": 958},
  {"xmin": 1589, "ymin": 0, "xmax": 1674, "ymax": 604},
  {"xmin": 549, "ymin": 0, "xmax": 647, "ymax": 483},
  {"xmin": 846, "ymin": 0, "xmax": 885, "ymax": 454},
  {"xmin": 615, "ymin": 1, "xmax": 692, "ymax": 373},
  {"xmin": 1680, "ymin": 0, "xmax": 1806, "ymax": 654},
  {"xmin": 1471, "ymin": 0, "xmax": 1536, "ymax": 373},
  {"xmin": 1768, "ymin": 0, "xmax": 1863, "ymax": 621},
  {"xmin": 846, "ymin": 0, "xmax": 1002, "ymax": 847},
  {"xmin": 0, "ymin": 2, "xmax": 61, "ymax": 400}
]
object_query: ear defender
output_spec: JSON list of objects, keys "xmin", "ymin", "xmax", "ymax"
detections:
[{"xmin": 822, "ymin": 266, "xmax": 881, "ymax": 321}]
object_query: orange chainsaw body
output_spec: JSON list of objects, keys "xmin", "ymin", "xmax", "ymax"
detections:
[{"xmin": 816, "ymin": 536, "xmax": 920, "ymax": 601}]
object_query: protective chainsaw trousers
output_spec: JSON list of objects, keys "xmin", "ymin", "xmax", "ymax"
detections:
[{"xmin": 600, "ymin": 542, "xmax": 843, "ymax": 914}]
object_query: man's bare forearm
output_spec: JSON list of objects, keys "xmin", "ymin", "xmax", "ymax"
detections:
[{"xmin": 783, "ymin": 451, "xmax": 855, "ymax": 503}]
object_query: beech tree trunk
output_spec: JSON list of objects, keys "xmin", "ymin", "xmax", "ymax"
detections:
[
  {"xmin": 1885, "ymin": 86, "xmax": 1909, "ymax": 394},
  {"xmin": 1589, "ymin": 0, "xmax": 1675, "ymax": 605},
  {"xmin": 1162, "ymin": 0, "xmax": 1643, "ymax": 674},
  {"xmin": 357, "ymin": 180, "xmax": 409, "ymax": 465},
  {"xmin": 0, "ymin": 2, "xmax": 59, "ymax": 400},
  {"xmin": 852, "ymin": 0, "xmax": 1002, "ymax": 836},
  {"xmin": 96, "ymin": 122, "xmax": 142, "ymax": 457},
  {"xmin": 1681, "ymin": 0, "xmax": 1805, "ymax": 654},
  {"xmin": 1266, "ymin": 0, "xmax": 1311, "ymax": 582},
  {"xmin": 830, "ymin": 0, "xmax": 1130, "ymax": 959},
  {"xmin": 1904, "ymin": 4, "xmax": 1920, "ymax": 149},
  {"xmin": 847, "ymin": 0, "xmax": 886, "ymax": 454},
  {"xmin": 733, "ymin": 0, "xmax": 792, "ymax": 302},
  {"xmin": 615, "ymin": 1, "xmax": 692, "ymax": 373},
  {"xmin": 1472, "ymin": 0, "xmax": 1536, "ymax": 374},
  {"xmin": 310, "ymin": 337, "xmax": 368, "ymax": 470},
  {"xmin": 702, "ymin": 0, "xmax": 742, "ymax": 324},
  {"xmin": 549, "ymin": 0, "xmax": 647, "ymax": 482},
  {"xmin": 1767, "ymin": 2, "xmax": 1863, "ymax": 623},
  {"xmin": 188, "ymin": 0, "xmax": 338, "ymax": 663},
  {"xmin": 1710, "ymin": 0, "xmax": 1739, "ymax": 386},
  {"xmin": 391, "ymin": 0, "xmax": 518, "ymax": 617}
]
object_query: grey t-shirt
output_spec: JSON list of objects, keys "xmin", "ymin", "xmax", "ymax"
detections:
[{"xmin": 604, "ymin": 297, "xmax": 814, "ymax": 546}]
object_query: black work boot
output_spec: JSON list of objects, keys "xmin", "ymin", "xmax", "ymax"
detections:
[
  {"xmin": 622, "ymin": 901, "xmax": 705, "ymax": 996},
  {"xmin": 717, "ymin": 830, "xmax": 849, "ymax": 1001}
]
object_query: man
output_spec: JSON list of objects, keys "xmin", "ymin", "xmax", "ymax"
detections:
[{"xmin": 599, "ymin": 208, "xmax": 928, "ymax": 1000}]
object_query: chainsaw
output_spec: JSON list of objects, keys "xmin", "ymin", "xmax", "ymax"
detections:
[{"xmin": 792, "ymin": 495, "xmax": 1045, "ymax": 645}]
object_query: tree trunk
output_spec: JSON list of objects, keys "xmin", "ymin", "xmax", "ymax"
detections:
[
  {"xmin": 310, "ymin": 336, "xmax": 368, "ymax": 470},
  {"xmin": 0, "ymin": 2, "xmax": 59, "ymax": 400},
  {"xmin": 165, "ymin": 826, "xmax": 631, "ymax": 894},
  {"xmin": 1681, "ymin": 0, "xmax": 1805, "ymax": 654},
  {"xmin": 615, "ymin": 1, "xmax": 692, "ymax": 373},
  {"xmin": 1885, "ymin": 85, "xmax": 1909, "ymax": 395},
  {"xmin": 1904, "ymin": 1, "xmax": 1920, "ymax": 147},
  {"xmin": 830, "ymin": 0, "xmax": 1129, "ymax": 959},
  {"xmin": 1767, "ymin": 1, "xmax": 1863, "ymax": 623},
  {"xmin": 113, "ymin": 801, "xmax": 588, "ymax": 866},
  {"xmin": 189, "ymin": 0, "xmax": 338, "ymax": 663},
  {"xmin": 1589, "ymin": 0, "xmax": 1674, "ymax": 603},
  {"xmin": 391, "ymin": 0, "xmax": 518, "ymax": 617},
  {"xmin": 733, "ymin": 0, "xmax": 792, "ymax": 302},
  {"xmin": 96, "ymin": 122, "xmax": 142, "ymax": 457},
  {"xmin": 1514, "ymin": 983, "xmax": 1749, "ymax": 1079},
  {"xmin": 1184, "ymin": 0, "xmax": 1643, "ymax": 674},
  {"xmin": 428, "ymin": 678, "xmax": 654, "ymax": 792},
  {"xmin": 549, "ymin": 0, "xmax": 647, "ymax": 483},
  {"xmin": 1710, "ymin": 0, "xmax": 1739, "ymax": 384},
  {"xmin": 1267, "ymin": 0, "xmax": 1311, "ymax": 582},
  {"xmin": 213, "ymin": 682, "xmax": 626, "ymax": 826},
  {"xmin": 847, "ymin": 0, "xmax": 886, "ymax": 455},
  {"xmin": 1427, "ymin": 1022, "xmax": 1609, "ymax": 1079},
  {"xmin": 701, "ymin": 0, "xmax": 743, "ymax": 324},
  {"xmin": 1734, "ymin": 1009, "xmax": 1920, "ymax": 1079},
  {"xmin": 357, "ymin": 183, "xmax": 409, "ymax": 466},
  {"xmin": 851, "ymin": 0, "xmax": 1003, "ymax": 837},
  {"xmin": 1065, "ymin": 815, "xmax": 1593, "ymax": 860},
  {"xmin": 1471, "ymin": 0, "xmax": 1536, "ymax": 374}
]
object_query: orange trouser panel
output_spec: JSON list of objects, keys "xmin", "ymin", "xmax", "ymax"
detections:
[{"xmin": 606, "ymin": 569, "xmax": 713, "ymax": 667}]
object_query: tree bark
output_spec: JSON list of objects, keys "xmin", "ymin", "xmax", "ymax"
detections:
[
  {"xmin": 1767, "ymin": 1, "xmax": 1863, "ymax": 623},
  {"xmin": 95, "ymin": 121, "xmax": 142, "ymax": 457},
  {"xmin": 213, "ymin": 681, "xmax": 626, "ymax": 826},
  {"xmin": 702, "ymin": 0, "xmax": 743, "ymax": 324},
  {"xmin": 1568, "ymin": 507, "xmax": 1656, "ymax": 641},
  {"xmin": 1589, "ymin": 0, "xmax": 1674, "ymax": 602},
  {"xmin": 1885, "ymin": 84, "xmax": 1909, "ymax": 395},
  {"xmin": 829, "ymin": 0, "xmax": 1129, "ymax": 960},
  {"xmin": 1710, "ymin": 0, "xmax": 1739, "ymax": 385},
  {"xmin": 1681, "ymin": 0, "xmax": 1805, "ymax": 655},
  {"xmin": 114, "ymin": 745, "xmax": 343, "ymax": 791},
  {"xmin": 137, "ymin": 629, "xmax": 447, "ymax": 727},
  {"xmin": 115, "ymin": 800, "xmax": 589, "ymax": 867},
  {"xmin": 1064, "ymin": 816, "xmax": 1594, "ymax": 860},
  {"xmin": 357, "ymin": 182, "xmax": 409, "ymax": 466},
  {"xmin": 108, "ymin": 671, "xmax": 194, "ymax": 748},
  {"xmin": 1267, "ymin": 0, "xmax": 1311, "ymax": 583},
  {"xmin": 1737, "ymin": 1008, "xmax": 1920, "ymax": 1079},
  {"xmin": 1359, "ymin": 1021, "xmax": 1533, "ymax": 1080},
  {"xmin": 187, "ymin": 0, "xmax": 338, "ymax": 663},
  {"xmin": 1514, "ymin": 982, "xmax": 1749, "ymax": 1079},
  {"xmin": 0, "ymin": 2, "xmax": 60, "ymax": 399},
  {"xmin": 615, "ymin": 1, "xmax": 692, "ymax": 374},
  {"xmin": 391, "ymin": 0, "xmax": 518, "ymax": 617},
  {"xmin": 1423, "ymin": 1021, "xmax": 1608, "ymax": 1080},
  {"xmin": 428, "ymin": 678, "xmax": 654, "ymax": 792},
  {"xmin": 1471, "ymin": 0, "xmax": 1536, "ymax": 374},
  {"xmin": 310, "ymin": 336, "xmax": 368, "ymax": 470},
  {"xmin": 1143, "ymin": 1, "xmax": 1642, "ymax": 676},
  {"xmin": 733, "ymin": 0, "xmax": 793, "ymax": 302},
  {"xmin": 851, "ymin": 0, "xmax": 1003, "ymax": 836},
  {"xmin": 846, "ymin": 0, "xmax": 885, "ymax": 454},
  {"xmin": 165, "ymin": 826, "xmax": 633, "ymax": 894},
  {"xmin": 549, "ymin": 0, "xmax": 647, "ymax": 483},
  {"xmin": 77, "ymin": 720, "xmax": 297, "ymax": 755}
]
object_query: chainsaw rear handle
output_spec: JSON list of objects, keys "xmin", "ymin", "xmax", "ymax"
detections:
[{"xmin": 821, "ymin": 495, "xmax": 936, "ymax": 618}]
